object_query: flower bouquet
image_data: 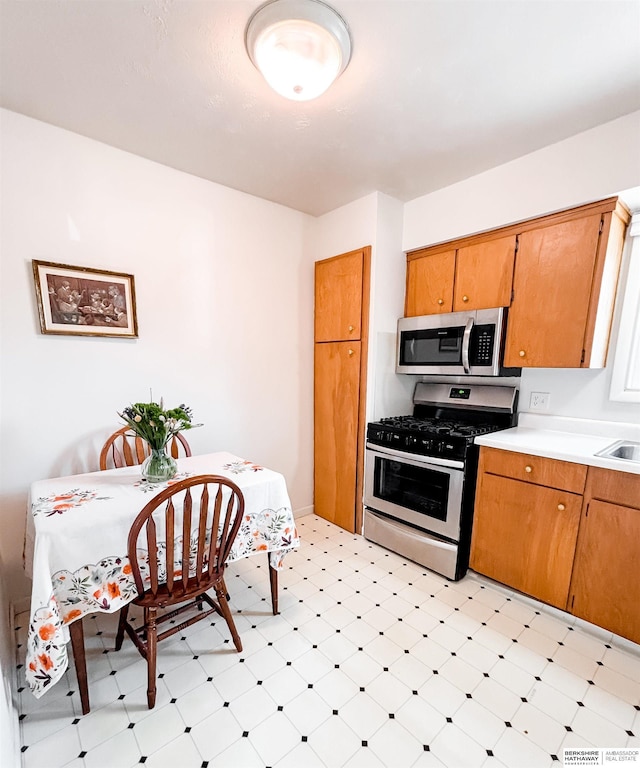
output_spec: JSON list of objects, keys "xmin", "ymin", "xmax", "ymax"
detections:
[{"xmin": 119, "ymin": 400, "xmax": 200, "ymax": 482}]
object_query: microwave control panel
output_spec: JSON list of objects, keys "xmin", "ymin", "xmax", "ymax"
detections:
[{"xmin": 470, "ymin": 324, "xmax": 495, "ymax": 365}]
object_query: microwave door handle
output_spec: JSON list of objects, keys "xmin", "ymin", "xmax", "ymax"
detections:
[{"xmin": 462, "ymin": 317, "xmax": 474, "ymax": 373}]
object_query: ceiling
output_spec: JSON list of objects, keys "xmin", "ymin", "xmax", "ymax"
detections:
[{"xmin": 1, "ymin": 0, "xmax": 639, "ymax": 217}]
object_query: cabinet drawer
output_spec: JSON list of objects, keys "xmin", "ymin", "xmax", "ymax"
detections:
[
  {"xmin": 480, "ymin": 447, "xmax": 587, "ymax": 493},
  {"xmin": 587, "ymin": 466, "xmax": 640, "ymax": 508}
]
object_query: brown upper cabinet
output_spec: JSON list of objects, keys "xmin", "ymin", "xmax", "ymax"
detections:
[
  {"xmin": 315, "ymin": 250, "xmax": 364, "ymax": 342},
  {"xmin": 405, "ymin": 235, "xmax": 516, "ymax": 316},
  {"xmin": 406, "ymin": 249, "xmax": 455, "ymax": 316},
  {"xmin": 504, "ymin": 201, "xmax": 629, "ymax": 368},
  {"xmin": 405, "ymin": 197, "xmax": 630, "ymax": 368},
  {"xmin": 454, "ymin": 236, "xmax": 516, "ymax": 311}
]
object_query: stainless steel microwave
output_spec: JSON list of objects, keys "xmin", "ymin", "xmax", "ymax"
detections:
[{"xmin": 396, "ymin": 307, "xmax": 519, "ymax": 376}]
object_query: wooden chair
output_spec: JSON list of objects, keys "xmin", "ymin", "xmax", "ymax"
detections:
[
  {"xmin": 99, "ymin": 426, "xmax": 191, "ymax": 470},
  {"xmin": 114, "ymin": 475, "xmax": 244, "ymax": 708}
]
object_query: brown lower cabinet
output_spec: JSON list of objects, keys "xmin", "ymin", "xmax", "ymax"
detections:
[
  {"xmin": 470, "ymin": 448, "xmax": 586, "ymax": 609},
  {"xmin": 471, "ymin": 446, "xmax": 640, "ymax": 644},
  {"xmin": 568, "ymin": 467, "xmax": 640, "ymax": 644}
]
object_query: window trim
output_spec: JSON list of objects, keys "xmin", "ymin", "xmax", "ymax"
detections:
[{"xmin": 609, "ymin": 213, "xmax": 640, "ymax": 403}]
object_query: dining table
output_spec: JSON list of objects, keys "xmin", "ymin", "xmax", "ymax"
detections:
[{"xmin": 24, "ymin": 451, "xmax": 300, "ymax": 713}]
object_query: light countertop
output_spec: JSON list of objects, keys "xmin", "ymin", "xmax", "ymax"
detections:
[{"xmin": 475, "ymin": 413, "xmax": 640, "ymax": 475}]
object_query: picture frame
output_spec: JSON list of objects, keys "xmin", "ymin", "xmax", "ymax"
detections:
[{"xmin": 32, "ymin": 260, "xmax": 138, "ymax": 338}]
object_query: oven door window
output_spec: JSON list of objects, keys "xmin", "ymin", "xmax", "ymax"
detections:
[{"xmin": 373, "ymin": 456, "xmax": 449, "ymax": 521}]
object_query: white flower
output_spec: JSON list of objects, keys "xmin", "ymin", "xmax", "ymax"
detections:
[{"xmin": 134, "ymin": 415, "xmax": 142, "ymax": 422}]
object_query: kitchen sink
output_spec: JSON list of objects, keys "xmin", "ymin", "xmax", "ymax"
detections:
[{"xmin": 596, "ymin": 439, "xmax": 640, "ymax": 463}]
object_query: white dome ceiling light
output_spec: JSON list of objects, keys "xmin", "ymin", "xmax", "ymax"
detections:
[{"xmin": 245, "ymin": 0, "xmax": 352, "ymax": 101}]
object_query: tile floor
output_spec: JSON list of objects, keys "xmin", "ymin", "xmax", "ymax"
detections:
[{"xmin": 15, "ymin": 514, "xmax": 640, "ymax": 768}]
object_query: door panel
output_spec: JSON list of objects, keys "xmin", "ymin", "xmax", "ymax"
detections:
[
  {"xmin": 569, "ymin": 499, "xmax": 640, "ymax": 644},
  {"xmin": 453, "ymin": 235, "xmax": 515, "ymax": 311},
  {"xmin": 314, "ymin": 341, "xmax": 361, "ymax": 532},
  {"xmin": 504, "ymin": 215, "xmax": 601, "ymax": 367},
  {"xmin": 471, "ymin": 473, "xmax": 582, "ymax": 608},
  {"xmin": 405, "ymin": 251, "xmax": 455, "ymax": 316},
  {"xmin": 315, "ymin": 251, "xmax": 363, "ymax": 342}
]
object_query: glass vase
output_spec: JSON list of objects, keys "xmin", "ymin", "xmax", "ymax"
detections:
[{"xmin": 141, "ymin": 447, "xmax": 177, "ymax": 483}]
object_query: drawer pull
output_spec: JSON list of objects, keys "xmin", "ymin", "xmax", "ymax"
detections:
[
  {"xmin": 557, "ymin": 503, "xmax": 566, "ymax": 511},
  {"xmin": 348, "ymin": 325, "xmax": 355, "ymax": 332},
  {"xmin": 519, "ymin": 350, "xmax": 526, "ymax": 358},
  {"xmin": 437, "ymin": 299, "xmax": 444, "ymax": 306},
  {"xmin": 524, "ymin": 465, "xmax": 532, "ymax": 473},
  {"xmin": 348, "ymin": 348, "xmax": 354, "ymax": 357},
  {"xmin": 462, "ymin": 295, "xmax": 469, "ymax": 303}
]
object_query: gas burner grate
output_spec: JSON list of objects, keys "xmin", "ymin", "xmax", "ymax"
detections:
[{"xmin": 376, "ymin": 416, "xmax": 497, "ymax": 439}]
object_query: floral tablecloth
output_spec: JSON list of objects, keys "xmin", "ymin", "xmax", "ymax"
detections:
[{"xmin": 24, "ymin": 452, "xmax": 299, "ymax": 699}]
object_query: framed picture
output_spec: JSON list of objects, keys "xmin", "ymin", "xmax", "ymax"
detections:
[{"xmin": 32, "ymin": 260, "xmax": 138, "ymax": 338}]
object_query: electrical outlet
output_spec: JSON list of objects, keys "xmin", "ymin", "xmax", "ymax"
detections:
[{"xmin": 530, "ymin": 391, "xmax": 550, "ymax": 411}]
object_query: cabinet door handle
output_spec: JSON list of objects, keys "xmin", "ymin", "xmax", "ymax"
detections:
[
  {"xmin": 519, "ymin": 350, "xmax": 526, "ymax": 358},
  {"xmin": 462, "ymin": 295, "xmax": 469, "ymax": 303},
  {"xmin": 437, "ymin": 299, "xmax": 444, "ymax": 306},
  {"xmin": 557, "ymin": 503, "xmax": 566, "ymax": 511},
  {"xmin": 524, "ymin": 465, "xmax": 532, "ymax": 473},
  {"xmin": 348, "ymin": 349, "xmax": 354, "ymax": 357}
]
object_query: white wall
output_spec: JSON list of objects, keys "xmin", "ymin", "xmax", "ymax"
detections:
[
  {"xmin": 0, "ymin": 109, "xmax": 314, "ymax": 604},
  {"xmin": 403, "ymin": 111, "xmax": 640, "ymax": 425},
  {"xmin": 403, "ymin": 111, "xmax": 640, "ymax": 251},
  {"xmin": 366, "ymin": 193, "xmax": 416, "ymax": 420}
]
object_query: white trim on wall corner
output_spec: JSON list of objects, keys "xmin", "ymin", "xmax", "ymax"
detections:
[{"xmin": 610, "ymin": 213, "xmax": 640, "ymax": 403}]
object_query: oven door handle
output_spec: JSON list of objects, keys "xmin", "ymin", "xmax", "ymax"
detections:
[
  {"xmin": 462, "ymin": 317, "xmax": 474, "ymax": 374},
  {"xmin": 365, "ymin": 441, "xmax": 464, "ymax": 470}
]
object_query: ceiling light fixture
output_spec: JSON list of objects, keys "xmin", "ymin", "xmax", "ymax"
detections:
[{"xmin": 245, "ymin": 0, "xmax": 352, "ymax": 101}]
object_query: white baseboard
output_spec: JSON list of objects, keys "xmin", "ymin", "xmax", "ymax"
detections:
[{"xmin": 294, "ymin": 505, "xmax": 314, "ymax": 518}]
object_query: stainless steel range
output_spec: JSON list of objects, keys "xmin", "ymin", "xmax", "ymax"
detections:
[{"xmin": 363, "ymin": 381, "xmax": 518, "ymax": 580}]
